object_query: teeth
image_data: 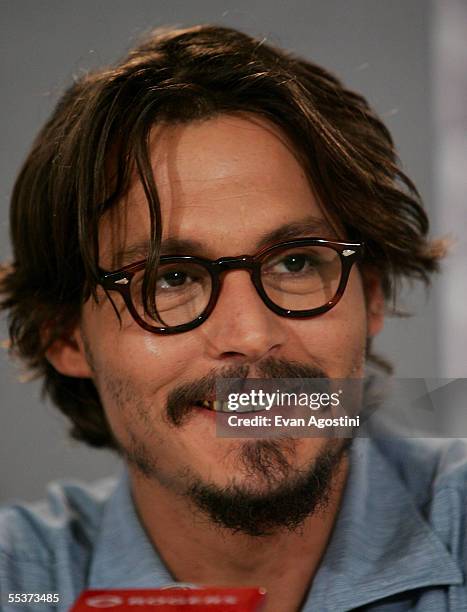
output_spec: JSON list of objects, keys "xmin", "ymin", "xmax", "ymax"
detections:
[
  {"xmin": 213, "ymin": 400, "xmax": 226, "ymax": 412},
  {"xmin": 195, "ymin": 399, "xmax": 269, "ymax": 413},
  {"xmin": 212, "ymin": 400, "xmax": 266, "ymax": 413}
]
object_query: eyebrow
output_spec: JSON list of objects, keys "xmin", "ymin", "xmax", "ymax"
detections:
[
  {"xmin": 111, "ymin": 215, "xmax": 336, "ymax": 269},
  {"xmin": 255, "ymin": 216, "xmax": 336, "ymax": 250},
  {"xmin": 112, "ymin": 238, "xmax": 204, "ymax": 267}
]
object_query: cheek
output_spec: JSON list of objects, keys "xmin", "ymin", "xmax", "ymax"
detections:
[
  {"xmin": 143, "ymin": 335, "xmax": 162, "ymax": 356},
  {"xmin": 81, "ymin": 297, "xmax": 201, "ymax": 408},
  {"xmin": 284, "ymin": 268, "xmax": 368, "ymax": 374},
  {"xmin": 335, "ymin": 267, "xmax": 368, "ymax": 331}
]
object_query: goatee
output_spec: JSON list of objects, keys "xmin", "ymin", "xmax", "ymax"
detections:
[{"xmin": 185, "ymin": 438, "xmax": 349, "ymax": 537}]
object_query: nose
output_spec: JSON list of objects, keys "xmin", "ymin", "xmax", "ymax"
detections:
[{"xmin": 201, "ymin": 269, "xmax": 287, "ymax": 363}]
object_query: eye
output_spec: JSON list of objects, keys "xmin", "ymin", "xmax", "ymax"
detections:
[
  {"xmin": 157, "ymin": 270, "xmax": 192, "ymax": 289},
  {"xmin": 154, "ymin": 263, "xmax": 210, "ymax": 295},
  {"xmin": 128, "ymin": 261, "xmax": 212, "ymax": 327},
  {"xmin": 268, "ymin": 253, "xmax": 318, "ymax": 275}
]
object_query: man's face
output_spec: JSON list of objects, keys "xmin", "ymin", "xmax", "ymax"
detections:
[{"xmin": 69, "ymin": 114, "xmax": 383, "ymax": 533}]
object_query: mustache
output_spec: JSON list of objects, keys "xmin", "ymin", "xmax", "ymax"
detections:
[{"xmin": 165, "ymin": 357, "xmax": 327, "ymax": 426}]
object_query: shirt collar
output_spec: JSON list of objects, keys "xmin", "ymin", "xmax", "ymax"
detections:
[
  {"xmin": 304, "ymin": 437, "xmax": 463, "ymax": 611},
  {"xmin": 88, "ymin": 469, "xmax": 176, "ymax": 588},
  {"xmin": 88, "ymin": 438, "xmax": 463, "ymax": 607}
]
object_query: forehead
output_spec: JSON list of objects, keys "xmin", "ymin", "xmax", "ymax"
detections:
[{"xmin": 100, "ymin": 114, "xmax": 334, "ymax": 268}]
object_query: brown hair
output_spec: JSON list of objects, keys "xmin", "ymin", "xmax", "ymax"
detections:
[{"xmin": 0, "ymin": 24, "xmax": 445, "ymax": 450}]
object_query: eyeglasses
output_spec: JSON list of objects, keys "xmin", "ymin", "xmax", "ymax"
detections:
[{"xmin": 98, "ymin": 238, "xmax": 364, "ymax": 334}]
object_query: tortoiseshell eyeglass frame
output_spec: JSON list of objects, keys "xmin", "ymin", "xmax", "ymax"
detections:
[{"xmin": 98, "ymin": 238, "xmax": 364, "ymax": 335}]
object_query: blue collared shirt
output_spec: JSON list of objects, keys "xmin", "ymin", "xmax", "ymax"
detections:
[{"xmin": 1, "ymin": 437, "xmax": 466, "ymax": 611}]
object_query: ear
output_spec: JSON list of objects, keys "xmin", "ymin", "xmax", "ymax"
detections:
[
  {"xmin": 362, "ymin": 269, "xmax": 385, "ymax": 338},
  {"xmin": 45, "ymin": 326, "xmax": 93, "ymax": 378}
]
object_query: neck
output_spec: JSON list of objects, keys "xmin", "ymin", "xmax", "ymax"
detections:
[{"xmin": 128, "ymin": 456, "xmax": 348, "ymax": 612}]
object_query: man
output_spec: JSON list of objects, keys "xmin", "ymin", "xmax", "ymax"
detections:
[{"xmin": 0, "ymin": 24, "xmax": 465, "ymax": 612}]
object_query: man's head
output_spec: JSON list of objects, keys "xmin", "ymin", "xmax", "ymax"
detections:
[{"xmin": 0, "ymin": 25, "xmax": 444, "ymax": 535}]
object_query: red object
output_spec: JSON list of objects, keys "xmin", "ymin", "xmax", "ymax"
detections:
[{"xmin": 70, "ymin": 587, "xmax": 267, "ymax": 611}]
